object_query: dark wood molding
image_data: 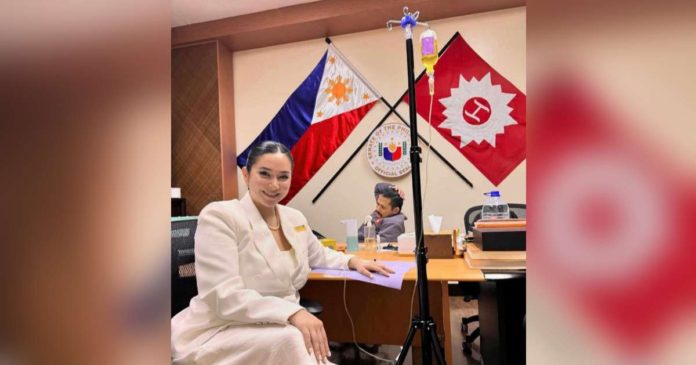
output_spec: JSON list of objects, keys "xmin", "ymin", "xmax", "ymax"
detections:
[
  {"xmin": 216, "ymin": 41, "xmax": 237, "ymax": 200},
  {"xmin": 172, "ymin": 0, "xmax": 525, "ymax": 51}
]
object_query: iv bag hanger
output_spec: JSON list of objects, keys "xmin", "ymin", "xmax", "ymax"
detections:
[{"xmin": 386, "ymin": 6, "xmax": 446, "ymax": 365}]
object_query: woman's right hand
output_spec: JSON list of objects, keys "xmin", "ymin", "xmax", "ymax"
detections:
[{"xmin": 288, "ymin": 308, "xmax": 329, "ymax": 363}]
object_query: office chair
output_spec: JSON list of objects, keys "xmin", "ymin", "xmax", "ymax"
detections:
[
  {"xmin": 460, "ymin": 204, "xmax": 526, "ymax": 354},
  {"xmin": 463, "ymin": 203, "xmax": 527, "ymax": 234},
  {"xmin": 171, "ymin": 217, "xmax": 323, "ymax": 317},
  {"xmin": 172, "ymin": 217, "xmax": 199, "ymax": 316}
]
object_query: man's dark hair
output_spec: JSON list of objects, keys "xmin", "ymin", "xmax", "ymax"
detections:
[
  {"xmin": 376, "ymin": 185, "xmax": 403, "ymax": 211},
  {"xmin": 246, "ymin": 141, "xmax": 294, "ymax": 171}
]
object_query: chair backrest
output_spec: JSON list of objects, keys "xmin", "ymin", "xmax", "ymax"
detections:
[
  {"xmin": 171, "ymin": 217, "xmax": 199, "ymax": 317},
  {"xmin": 463, "ymin": 203, "xmax": 526, "ymax": 233},
  {"xmin": 508, "ymin": 203, "xmax": 527, "ymax": 220}
]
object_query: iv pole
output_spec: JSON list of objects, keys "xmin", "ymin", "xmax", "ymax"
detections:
[{"xmin": 387, "ymin": 7, "xmax": 446, "ymax": 365}]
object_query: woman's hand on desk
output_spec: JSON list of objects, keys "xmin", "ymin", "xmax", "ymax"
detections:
[
  {"xmin": 288, "ymin": 309, "xmax": 329, "ymax": 363},
  {"xmin": 348, "ymin": 258, "xmax": 395, "ymax": 279}
]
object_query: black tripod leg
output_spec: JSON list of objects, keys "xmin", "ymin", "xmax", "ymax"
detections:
[
  {"xmin": 427, "ymin": 322, "xmax": 447, "ymax": 365},
  {"xmin": 396, "ymin": 322, "xmax": 419, "ymax": 365},
  {"xmin": 421, "ymin": 326, "xmax": 432, "ymax": 365}
]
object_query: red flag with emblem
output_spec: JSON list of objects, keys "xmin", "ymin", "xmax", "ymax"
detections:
[{"xmin": 405, "ymin": 33, "xmax": 526, "ymax": 185}]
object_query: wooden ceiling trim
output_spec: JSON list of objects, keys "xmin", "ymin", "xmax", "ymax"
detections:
[{"xmin": 172, "ymin": 0, "xmax": 525, "ymax": 51}]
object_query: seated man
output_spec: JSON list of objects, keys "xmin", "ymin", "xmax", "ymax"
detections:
[{"xmin": 358, "ymin": 183, "xmax": 406, "ymax": 243}]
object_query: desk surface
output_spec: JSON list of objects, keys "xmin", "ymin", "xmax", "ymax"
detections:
[{"xmin": 309, "ymin": 250, "xmax": 485, "ymax": 282}]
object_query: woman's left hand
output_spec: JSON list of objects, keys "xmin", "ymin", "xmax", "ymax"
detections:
[{"xmin": 348, "ymin": 258, "xmax": 395, "ymax": 279}]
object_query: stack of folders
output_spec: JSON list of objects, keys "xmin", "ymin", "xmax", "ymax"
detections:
[
  {"xmin": 464, "ymin": 243, "xmax": 526, "ymax": 269},
  {"xmin": 465, "ymin": 219, "xmax": 527, "ymax": 270}
]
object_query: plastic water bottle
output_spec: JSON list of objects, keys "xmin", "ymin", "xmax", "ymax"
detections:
[
  {"xmin": 363, "ymin": 215, "xmax": 377, "ymax": 252},
  {"xmin": 481, "ymin": 190, "xmax": 510, "ymax": 220}
]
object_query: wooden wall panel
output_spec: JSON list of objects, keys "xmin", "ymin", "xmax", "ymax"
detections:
[{"xmin": 172, "ymin": 42, "xmax": 223, "ymax": 215}]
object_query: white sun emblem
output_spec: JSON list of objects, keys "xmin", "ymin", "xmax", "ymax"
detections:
[{"xmin": 439, "ymin": 73, "xmax": 517, "ymax": 147}]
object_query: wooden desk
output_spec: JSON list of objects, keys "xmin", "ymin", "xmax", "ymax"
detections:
[{"xmin": 301, "ymin": 250, "xmax": 484, "ymax": 364}]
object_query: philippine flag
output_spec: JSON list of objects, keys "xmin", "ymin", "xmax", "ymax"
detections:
[{"xmin": 237, "ymin": 45, "xmax": 380, "ymax": 203}]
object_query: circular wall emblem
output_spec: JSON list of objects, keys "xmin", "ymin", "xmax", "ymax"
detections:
[{"xmin": 366, "ymin": 123, "xmax": 411, "ymax": 178}]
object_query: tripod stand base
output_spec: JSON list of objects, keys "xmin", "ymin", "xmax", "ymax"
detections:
[{"xmin": 396, "ymin": 317, "xmax": 447, "ymax": 365}]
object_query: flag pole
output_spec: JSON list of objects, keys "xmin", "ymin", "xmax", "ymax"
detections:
[
  {"xmin": 387, "ymin": 7, "xmax": 446, "ymax": 365},
  {"xmin": 311, "ymin": 35, "xmax": 471, "ymax": 204},
  {"xmin": 384, "ymin": 98, "xmax": 473, "ymax": 188},
  {"xmin": 311, "ymin": 94, "xmax": 472, "ymax": 204}
]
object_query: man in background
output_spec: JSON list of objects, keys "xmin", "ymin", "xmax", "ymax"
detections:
[{"xmin": 358, "ymin": 183, "xmax": 406, "ymax": 243}]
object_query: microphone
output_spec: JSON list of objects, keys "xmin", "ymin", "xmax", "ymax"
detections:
[{"xmin": 419, "ymin": 28, "xmax": 439, "ymax": 95}]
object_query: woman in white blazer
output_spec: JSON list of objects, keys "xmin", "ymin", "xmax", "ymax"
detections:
[{"xmin": 171, "ymin": 141, "xmax": 393, "ymax": 365}]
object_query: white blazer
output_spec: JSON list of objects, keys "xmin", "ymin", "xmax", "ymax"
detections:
[{"xmin": 171, "ymin": 193, "xmax": 352, "ymax": 358}]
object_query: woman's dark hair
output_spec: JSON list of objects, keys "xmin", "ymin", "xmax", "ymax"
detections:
[{"xmin": 246, "ymin": 141, "xmax": 294, "ymax": 171}]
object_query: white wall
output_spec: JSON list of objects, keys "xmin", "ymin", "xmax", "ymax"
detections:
[{"xmin": 233, "ymin": 7, "xmax": 526, "ymax": 240}]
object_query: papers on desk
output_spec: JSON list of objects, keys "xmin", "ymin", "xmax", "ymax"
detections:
[{"xmin": 311, "ymin": 261, "xmax": 416, "ymax": 290}]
